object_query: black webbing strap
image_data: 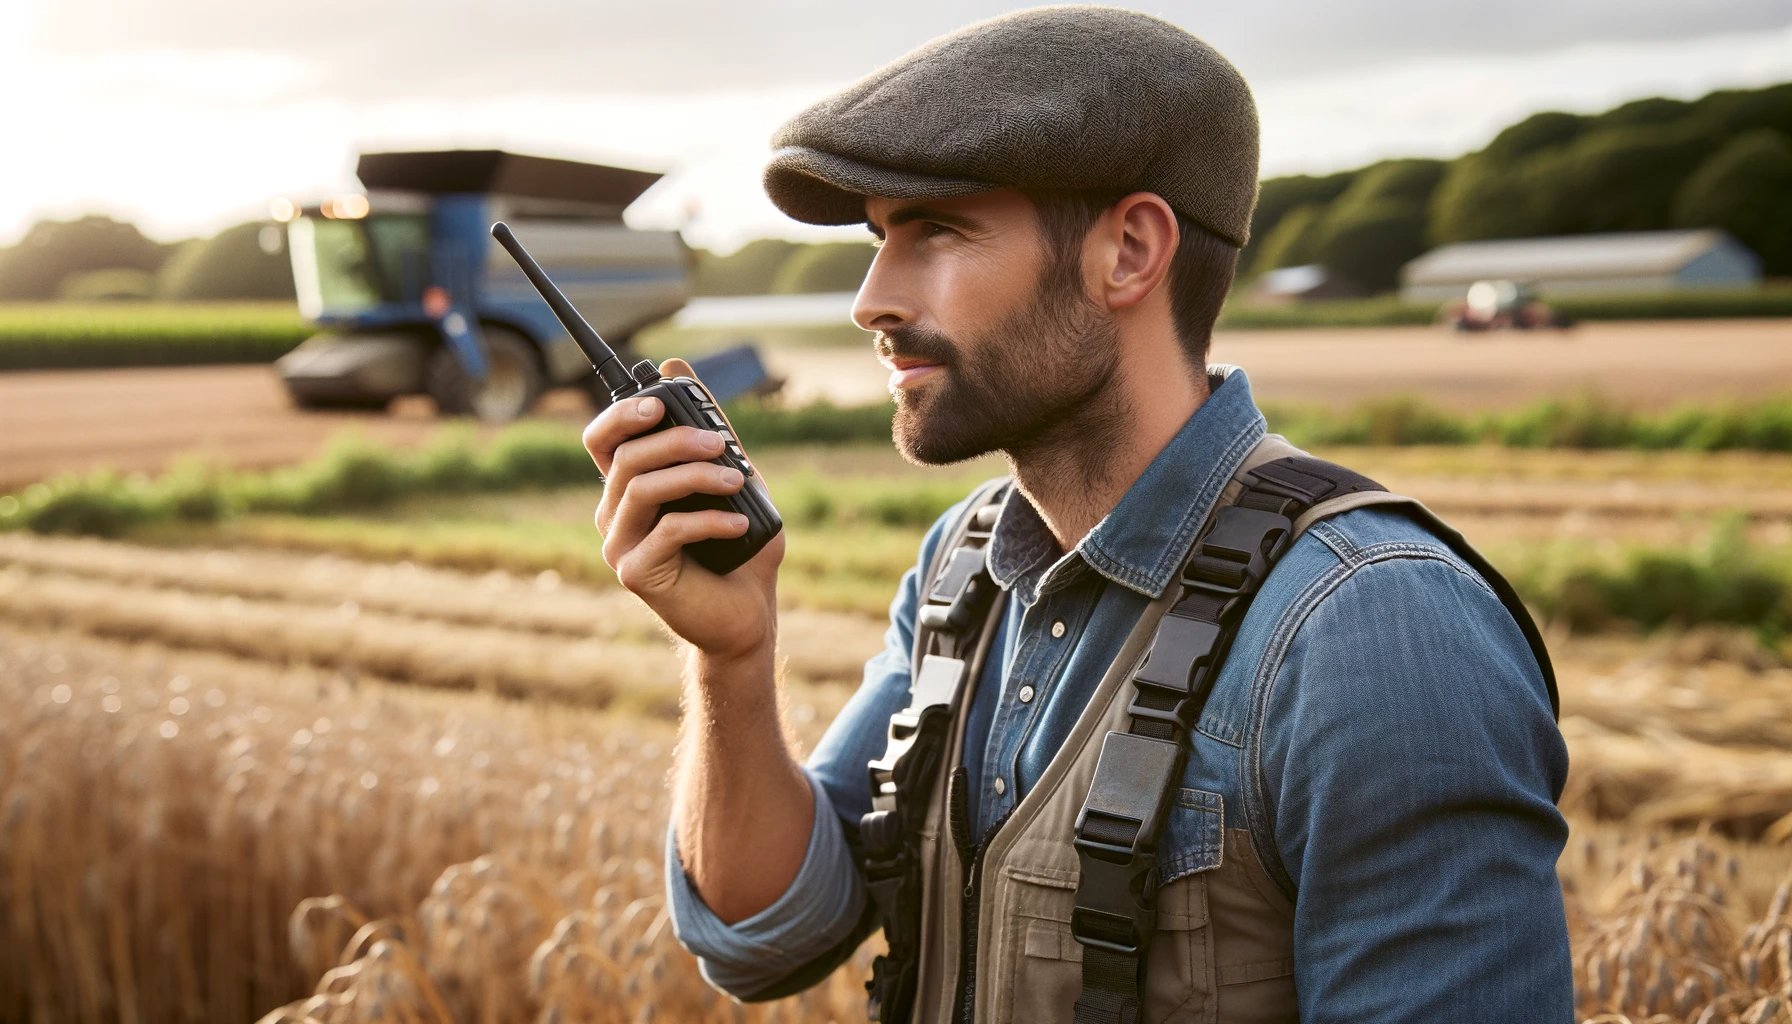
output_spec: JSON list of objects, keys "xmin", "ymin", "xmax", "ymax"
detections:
[
  {"xmin": 1070, "ymin": 456, "xmax": 1383, "ymax": 1024},
  {"xmin": 863, "ymin": 481, "xmax": 1010, "ymax": 1023}
]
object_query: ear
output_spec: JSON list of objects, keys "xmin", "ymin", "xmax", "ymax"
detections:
[{"xmin": 1092, "ymin": 193, "xmax": 1178, "ymax": 312}]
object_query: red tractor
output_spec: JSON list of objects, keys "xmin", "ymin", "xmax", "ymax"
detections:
[{"xmin": 1441, "ymin": 280, "xmax": 1575, "ymax": 333}]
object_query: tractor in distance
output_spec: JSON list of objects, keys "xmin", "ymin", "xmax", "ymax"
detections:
[{"xmin": 272, "ymin": 148, "xmax": 776, "ymax": 420}]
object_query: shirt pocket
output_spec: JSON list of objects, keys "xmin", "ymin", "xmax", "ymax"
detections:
[{"xmin": 996, "ymin": 787, "xmax": 1223, "ymax": 1024}]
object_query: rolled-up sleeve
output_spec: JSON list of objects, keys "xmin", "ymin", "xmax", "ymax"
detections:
[
  {"xmin": 1255, "ymin": 553, "xmax": 1573, "ymax": 1023},
  {"xmin": 664, "ymin": 770, "xmax": 868, "ymax": 995},
  {"xmin": 663, "ymin": 496, "xmax": 972, "ymax": 999}
]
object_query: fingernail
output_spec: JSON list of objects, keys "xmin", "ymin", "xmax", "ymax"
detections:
[
  {"xmin": 720, "ymin": 468, "xmax": 743, "ymax": 486},
  {"xmin": 706, "ymin": 431, "xmax": 725, "ymax": 451},
  {"xmin": 636, "ymin": 397, "xmax": 659, "ymax": 418},
  {"xmin": 729, "ymin": 514, "xmax": 748, "ymax": 528}
]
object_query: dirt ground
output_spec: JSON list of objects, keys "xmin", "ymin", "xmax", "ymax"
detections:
[
  {"xmin": 794, "ymin": 317, "xmax": 1792, "ymax": 409},
  {"xmin": 2, "ymin": 318, "xmax": 1787, "ymax": 490}
]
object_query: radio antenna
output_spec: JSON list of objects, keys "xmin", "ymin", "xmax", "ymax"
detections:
[{"xmin": 490, "ymin": 221, "xmax": 634, "ymax": 396}]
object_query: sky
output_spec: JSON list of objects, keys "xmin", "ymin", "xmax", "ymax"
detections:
[{"xmin": 5, "ymin": 1, "xmax": 1790, "ymax": 253}]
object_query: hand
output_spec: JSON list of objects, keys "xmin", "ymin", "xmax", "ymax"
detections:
[{"xmin": 582, "ymin": 359, "xmax": 785, "ymax": 662}]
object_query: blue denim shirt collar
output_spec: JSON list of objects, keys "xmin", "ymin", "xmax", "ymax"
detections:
[{"xmin": 986, "ymin": 363, "xmax": 1268, "ymax": 600}]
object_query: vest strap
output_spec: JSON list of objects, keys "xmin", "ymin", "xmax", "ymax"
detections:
[
  {"xmin": 1070, "ymin": 455, "xmax": 1384, "ymax": 1023},
  {"xmin": 863, "ymin": 479, "xmax": 1010, "ymax": 1023}
]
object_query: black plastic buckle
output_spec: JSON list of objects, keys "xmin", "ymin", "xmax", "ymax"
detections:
[
  {"xmin": 1071, "ymin": 733, "xmax": 1180, "ymax": 952},
  {"xmin": 1133, "ymin": 613, "xmax": 1221, "ymax": 695},
  {"xmin": 919, "ymin": 546, "xmax": 993, "ymax": 633},
  {"xmin": 866, "ymin": 697, "xmax": 953, "ymax": 815},
  {"xmin": 1183, "ymin": 505, "xmax": 1292, "ymax": 600},
  {"xmin": 1245, "ymin": 457, "xmax": 1346, "ymax": 505}
]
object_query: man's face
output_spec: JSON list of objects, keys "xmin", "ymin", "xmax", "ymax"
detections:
[{"xmin": 854, "ymin": 189, "xmax": 1120, "ymax": 466}]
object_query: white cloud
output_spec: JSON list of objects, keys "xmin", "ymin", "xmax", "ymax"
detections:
[{"xmin": 1255, "ymin": 21, "xmax": 1792, "ymax": 176}]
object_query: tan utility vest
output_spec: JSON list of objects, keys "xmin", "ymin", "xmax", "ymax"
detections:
[{"xmin": 902, "ymin": 433, "xmax": 1540, "ymax": 1023}]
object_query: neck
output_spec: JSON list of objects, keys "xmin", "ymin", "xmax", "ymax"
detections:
[{"xmin": 1008, "ymin": 360, "xmax": 1211, "ymax": 553}]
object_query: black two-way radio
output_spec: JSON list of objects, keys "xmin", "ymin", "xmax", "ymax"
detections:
[{"xmin": 490, "ymin": 222, "xmax": 781, "ymax": 576}]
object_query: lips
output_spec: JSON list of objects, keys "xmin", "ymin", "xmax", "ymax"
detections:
[
  {"xmin": 876, "ymin": 331, "xmax": 953, "ymax": 391},
  {"xmin": 889, "ymin": 363, "xmax": 943, "ymax": 388},
  {"xmin": 878, "ymin": 353, "xmax": 944, "ymax": 389},
  {"xmin": 878, "ymin": 353, "xmax": 938, "ymax": 371}
]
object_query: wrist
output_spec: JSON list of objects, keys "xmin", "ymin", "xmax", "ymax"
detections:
[{"xmin": 689, "ymin": 631, "xmax": 777, "ymax": 683}]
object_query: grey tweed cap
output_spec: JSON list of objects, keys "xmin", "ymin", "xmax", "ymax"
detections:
[{"xmin": 764, "ymin": 5, "xmax": 1261, "ymax": 247}]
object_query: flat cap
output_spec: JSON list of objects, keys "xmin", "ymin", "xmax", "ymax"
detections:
[{"xmin": 764, "ymin": 5, "xmax": 1260, "ymax": 246}]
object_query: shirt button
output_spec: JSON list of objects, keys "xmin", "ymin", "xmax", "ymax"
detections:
[
  {"xmin": 1018, "ymin": 685, "xmax": 1036, "ymax": 704},
  {"xmin": 1051, "ymin": 620, "xmax": 1067, "ymax": 638},
  {"xmin": 993, "ymin": 776, "xmax": 1007, "ymax": 796}
]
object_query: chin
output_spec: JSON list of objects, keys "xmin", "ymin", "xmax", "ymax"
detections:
[{"xmin": 892, "ymin": 400, "xmax": 999, "ymax": 467}]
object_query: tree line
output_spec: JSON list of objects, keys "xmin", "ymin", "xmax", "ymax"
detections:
[
  {"xmin": 1242, "ymin": 82, "xmax": 1792, "ymax": 292},
  {"xmin": 0, "ymin": 217, "xmax": 295, "ymax": 302},
  {"xmin": 1, "ymin": 81, "xmax": 1784, "ymax": 303}
]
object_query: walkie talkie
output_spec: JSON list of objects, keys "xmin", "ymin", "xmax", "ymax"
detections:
[{"xmin": 491, "ymin": 222, "xmax": 781, "ymax": 576}]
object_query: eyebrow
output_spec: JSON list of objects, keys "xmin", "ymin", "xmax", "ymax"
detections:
[{"xmin": 866, "ymin": 204, "xmax": 981, "ymax": 240}]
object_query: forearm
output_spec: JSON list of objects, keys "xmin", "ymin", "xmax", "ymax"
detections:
[{"xmin": 672, "ymin": 641, "xmax": 816, "ymax": 924}]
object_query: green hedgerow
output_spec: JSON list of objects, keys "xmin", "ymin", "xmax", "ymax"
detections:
[{"xmin": 474, "ymin": 425, "xmax": 596, "ymax": 490}]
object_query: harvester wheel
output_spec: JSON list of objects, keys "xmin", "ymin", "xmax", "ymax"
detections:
[{"xmin": 426, "ymin": 325, "xmax": 544, "ymax": 422}]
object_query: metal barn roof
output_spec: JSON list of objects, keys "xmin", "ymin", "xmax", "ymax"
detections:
[
  {"xmin": 355, "ymin": 150, "xmax": 663, "ymax": 208},
  {"xmin": 1403, "ymin": 229, "xmax": 1739, "ymax": 284}
]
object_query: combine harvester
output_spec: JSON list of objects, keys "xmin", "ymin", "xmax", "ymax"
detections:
[{"xmin": 272, "ymin": 149, "xmax": 776, "ymax": 420}]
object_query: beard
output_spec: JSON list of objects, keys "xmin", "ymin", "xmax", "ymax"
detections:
[{"xmin": 879, "ymin": 260, "xmax": 1123, "ymax": 472}]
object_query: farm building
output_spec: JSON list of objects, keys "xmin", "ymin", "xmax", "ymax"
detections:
[{"xmin": 1400, "ymin": 229, "xmax": 1761, "ymax": 302}]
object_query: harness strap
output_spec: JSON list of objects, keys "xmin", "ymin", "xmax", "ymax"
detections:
[
  {"xmin": 863, "ymin": 478, "xmax": 1011, "ymax": 1023},
  {"xmin": 1069, "ymin": 455, "xmax": 1387, "ymax": 1024}
]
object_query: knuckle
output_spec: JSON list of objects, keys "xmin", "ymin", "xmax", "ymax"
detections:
[
  {"xmin": 580, "ymin": 417, "xmax": 605, "ymax": 458},
  {"xmin": 656, "ymin": 511, "xmax": 699, "ymax": 542},
  {"xmin": 600, "ymin": 532, "xmax": 620, "ymax": 569},
  {"xmin": 583, "ymin": 405, "xmax": 632, "ymax": 456},
  {"xmin": 613, "ymin": 556, "xmax": 644, "ymax": 592}
]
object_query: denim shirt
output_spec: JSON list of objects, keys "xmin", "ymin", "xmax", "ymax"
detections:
[{"xmin": 666, "ymin": 364, "xmax": 1574, "ymax": 1021}]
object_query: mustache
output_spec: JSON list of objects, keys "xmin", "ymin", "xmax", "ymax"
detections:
[{"xmin": 875, "ymin": 326, "xmax": 958, "ymax": 367}]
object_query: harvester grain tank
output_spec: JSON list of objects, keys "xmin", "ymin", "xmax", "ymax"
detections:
[{"xmin": 273, "ymin": 149, "xmax": 772, "ymax": 420}]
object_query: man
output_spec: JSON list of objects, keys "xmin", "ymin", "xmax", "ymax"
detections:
[{"xmin": 582, "ymin": 6, "xmax": 1573, "ymax": 1021}]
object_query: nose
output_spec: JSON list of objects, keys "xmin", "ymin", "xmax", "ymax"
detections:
[{"xmin": 851, "ymin": 246, "xmax": 914, "ymax": 334}]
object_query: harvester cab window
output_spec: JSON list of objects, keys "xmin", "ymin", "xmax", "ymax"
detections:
[
  {"xmin": 365, "ymin": 215, "xmax": 430, "ymax": 302},
  {"xmin": 288, "ymin": 214, "xmax": 429, "ymax": 318}
]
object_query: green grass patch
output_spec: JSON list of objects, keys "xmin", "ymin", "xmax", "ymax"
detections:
[
  {"xmin": 10, "ymin": 392, "xmax": 1792, "ymax": 540},
  {"xmin": 1498, "ymin": 515, "xmax": 1792, "ymax": 640},
  {"xmin": 0, "ymin": 413, "xmax": 895, "ymax": 537},
  {"xmin": 0, "ymin": 301, "xmax": 309, "ymax": 369},
  {"xmin": 1262, "ymin": 392, "xmax": 1792, "ymax": 452},
  {"xmin": 1218, "ymin": 295, "xmax": 1440, "ymax": 329},
  {"xmin": 10, "ymin": 419, "xmax": 1787, "ymax": 632},
  {"xmin": 139, "ymin": 481, "xmax": 1792, "ymax": 634}
]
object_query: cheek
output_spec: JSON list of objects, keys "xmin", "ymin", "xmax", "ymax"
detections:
[{"xmin": 925, "ymin": 246, "xmax": 1042, "ymax": 343}]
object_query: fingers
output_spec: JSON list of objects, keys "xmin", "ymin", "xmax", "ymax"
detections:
[
  {"xmin": 660, "ymin": 358, "xmax": 768, "ymax": 483},
  {"xmin": 582, "ymin": 394, "xmax": 666, "ymax": 477},
  {"xmin": 600, "ymin": 461, "xmax": 745, "ymax": 565},
  {"xmin": 613, "ymin": 510, "xmax": 750, "ymax": 593},
  {"xmin": 594, "ymin": 425, "xmax": 726, "ymax": 531}
]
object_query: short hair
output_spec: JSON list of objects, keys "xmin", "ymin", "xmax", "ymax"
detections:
[{"xmin": 1023, "ymin": 188, "xmax": 1240, "ymax": 369}]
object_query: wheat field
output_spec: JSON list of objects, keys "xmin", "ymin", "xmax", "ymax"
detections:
[{"xmin": 4, "ymin": 589, "xmax": 1791, "ymax": 1023}]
